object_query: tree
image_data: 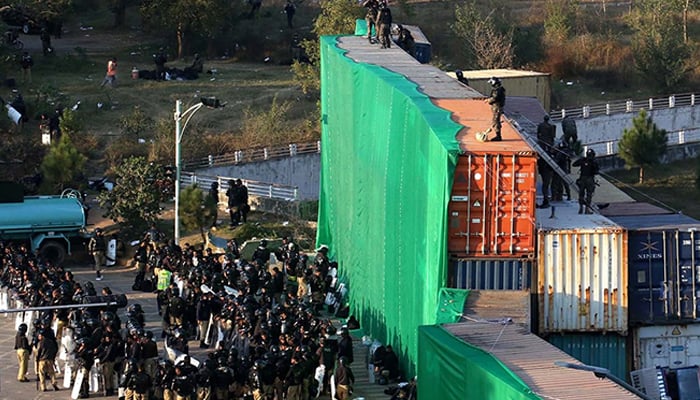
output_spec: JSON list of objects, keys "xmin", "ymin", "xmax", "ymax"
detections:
[
  {"xmin": 543, "ymin": 0, "xmax": 579, "ymax": 44},
  {"xmin": 627, "ymin": 0, "xmax": 691, "ymax": 89},
  {"xmin": 40, "ymin": 133, "xmax": 86, "ymax": 192},
  {"xmin": 291, "ymin": 0, "xmax": 361, "ymax": 94},
  {"xmin": 140, "ymin": 0, "xmax": 240, "ymax": 58},
  {"xmin": 180, "ymin": 185, "xmax": 217, "ymax": 243},
  {"xmin": 618, "ymin": 109, "xmax": 668, "ymax": 184},
  {"xmin": 451, "ymin": 2, "xmax": 515, "ymax": 69},
  {"xmin": 98, "ymin": 156, "xmax": 166, "ymax": 234}
]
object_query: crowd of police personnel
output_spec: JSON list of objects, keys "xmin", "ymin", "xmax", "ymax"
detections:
[{"xmin": 5, "ymin": 230, "xmax": 366, "ymax": 400}]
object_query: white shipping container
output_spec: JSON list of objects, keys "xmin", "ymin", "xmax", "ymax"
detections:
[
  {"xmin": 634, "ymin": 325, "xmax": 700, "ymax": 370},
  {"xmin": 537, "ymin": 203, "xmax": 628, "ymax": 334}
]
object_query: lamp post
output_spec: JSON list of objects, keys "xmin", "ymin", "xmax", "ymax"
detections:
[{"xmin": 174, "ymin": 97, "xmax": 224, "ymax": 245}]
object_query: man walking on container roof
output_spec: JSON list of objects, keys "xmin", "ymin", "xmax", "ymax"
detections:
[
  {"xmin": 377, "ymin": 2, "xmax": 393, "ymax": 49},
  {"xmin": 486, "ymin": 77, "xmax": 505, "ymax": 142},
  {"xmin": 573, "ymin": 148, "xmax": 599, "ymax": 214}
]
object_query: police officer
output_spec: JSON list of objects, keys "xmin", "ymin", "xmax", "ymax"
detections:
[
  {"xmin": 15, "ymin": 323, "xmax": 31, "ymax": 382},
  {"xmin": 552, "ymin": 140, "xmax": 572, "ymax": 201},
  {"xmin": 172, "ymin": 365, "xmax": 196, "ymax": 400},
  {"xmin": 334, "ymin": 356, "xmax": 354, "ymax": 400},
  {"xmin": 155, "ymin": 359, "xmax": 176, "ymax": 400},
  {"xmin": 537, "ymin": 153, "xmax": 553, "ymax": 208},
  {"xmin": 376, "ymin": 2, "xmax": 393, "ymax": 49},
  {"xmin": 124, "ymin": 363, "xmax": 151, "ymax": 400},
  {"xmin": 455, "ymin": 70, "xmax": 469, "ymax": 86},
  {"xmin": 536, "ymin": 115, "xmax": 556, "ymax": 153},
  {"xmin": 362, "ymin": 0, "xmax": 380, "ymax": 43},
  {"xmin": 486, "ymin": 77, "xmax": 505, "ymax": 142},
  {"xmin": 88, "ymin": 228, "xmax": 107, "ymax": 281},
  {"xmin": 573, "ymin": 149, "xmax": 600, "ymax": 214}
]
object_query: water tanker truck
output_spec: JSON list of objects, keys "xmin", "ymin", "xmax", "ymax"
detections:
[{"xmin": 0, "ymin": 185, "xmax": 88, "ymax": 264}]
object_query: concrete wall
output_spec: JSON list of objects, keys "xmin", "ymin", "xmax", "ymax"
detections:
[
  {"xmin": 556, "ymin": 105, "xmax": 700, "ymax": 156},
  {"xmin": 196, "ymin": 153, "xmax": 321, "ymax": 200}
]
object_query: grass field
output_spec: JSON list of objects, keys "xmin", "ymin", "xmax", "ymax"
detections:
[{"xmin": 606, "ymin": 158, "xmax": 700, "ymax": 219}]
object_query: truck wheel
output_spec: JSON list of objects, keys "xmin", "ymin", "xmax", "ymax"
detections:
[{"xmin": 40, "ymin": 241, "xmax": 66, "ymax": 265}]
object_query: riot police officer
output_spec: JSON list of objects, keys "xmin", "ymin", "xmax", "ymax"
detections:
[{"xmin": 573, "ymin": 148, "xmax": 600, "ymax": 214}]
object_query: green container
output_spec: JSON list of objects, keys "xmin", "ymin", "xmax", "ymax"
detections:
[{"xmin": 547, "ymin": 333, "xmax": 629, "ymax": 382}]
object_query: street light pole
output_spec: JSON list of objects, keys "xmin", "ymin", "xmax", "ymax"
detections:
[
  {"xmin": 173, "ymin": 97, "xmax": 225, "ymax": 245},
  {"xmin": 174, "ymin": 99, "xmax": 203, "ymax": 245}
]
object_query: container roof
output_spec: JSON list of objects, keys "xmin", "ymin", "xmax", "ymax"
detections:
[
  {"xmin": 335, "ymin": 36, "xmax": 483, "ymax": 99},
  {"xmin": 435, "ymin": 98, "xmax": 534, "ymax": 154},
  {"xmin": 443, "ymin": 322, "xmax": 640, "ymax": 399},
  {"xmin": 599, "ymin": 201, "xmax": 672, "ymax": 217},
  {"xmin": 608, "ymin": 212, "xmax": 700, "ymax": 231},
  {"xmin": 536, "ymin": 200, "xmax": 623, "ymax": 232}
]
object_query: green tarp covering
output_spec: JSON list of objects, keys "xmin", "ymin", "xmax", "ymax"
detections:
[
  {"xmin": 436, "ymin": 288, "xmax": 470, "ymax": 324},
  {"xmin": 418, "ymin": 325, "xmax": 542, "ymax": 400},
  {"xmin": 317, "ymin": 35, "xmax": 462, "ymax": 376}
]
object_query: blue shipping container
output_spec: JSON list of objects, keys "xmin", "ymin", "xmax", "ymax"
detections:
[
  {"xmin": 609, "ymin": 214, "xmax": 700, "ymax": 324},
  {"xmin": 449, "ymin": 258, "xmax": 532, "ymax": 290},
  {"xmin": 547, "ymin": 333, "xmax": 629, "ymax": 382}
]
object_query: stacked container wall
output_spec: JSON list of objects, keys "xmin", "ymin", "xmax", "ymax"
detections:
[
  {"xmin": 449, "ymin": 258, "xmax": 532, "ymax": 290},
  {"xmin": 448, "ymin": 153, "xmax": 537, "ymax": 257},
  {"xmin": 546, "ymin": 333, "xmax": 629, "ymax": 381},
  {"xmin": 537, "ymin": 223, "xmax": 628, "ymax": 334}
]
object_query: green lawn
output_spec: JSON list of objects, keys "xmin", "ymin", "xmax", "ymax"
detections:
[{"xmin": 605, "ymin": 158, "xmax": 700, "ymax": 220}]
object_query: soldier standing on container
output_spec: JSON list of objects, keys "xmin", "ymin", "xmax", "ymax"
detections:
[
  {"xmin": 486, "ymin": 77, "xmax": 505, "ymax": 142},
  {"xmin": 376, "ymin": 2, "xmax": 393, "ymax": 49},
  {"xmin": 362, "ymin": 0, "xmax": 380, "ymax": 43},
  {"xmin": 573, "ymin": 148, "xmax": 599, "ymax": 214},
  {"xmin": 552, "ymin": 140, "xmax": 572, "ymax": 201},
  {"xmin": 88, "ymin": 228, "xmax": 106, "ymax": 281},
  {"xmin": 537, "ymin": 154, "xmax": 553, "ymax": 208}
]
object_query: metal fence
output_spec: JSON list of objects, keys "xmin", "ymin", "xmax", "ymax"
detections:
[
  {"xmin": 184, "ymin": 141, "xmax": 321, "ymax": 169},
  {"xmin": 583, "ymin": 127, "xmax": 700, "ymax": 158},
  {"xmin": 550, "ymin": 93, "xmax": 698, "ymax": 120},
  {"xmin": 180, "ymin": 171, "xmax": 298, "ymax": 201}
]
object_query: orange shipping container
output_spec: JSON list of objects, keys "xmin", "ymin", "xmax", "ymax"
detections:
[
  {"xmin": 435, "ymin": 98, "xmax": 538, "ymax": 258},
  {"xmin": 448, "ymin": 153, "xmax": 537, "ymax": 256}
]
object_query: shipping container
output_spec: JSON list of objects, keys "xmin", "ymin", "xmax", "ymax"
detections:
[
  {"xmin": 447, "ymin": 68, "xmax": 552, "ymax": 111},
  {"xmin": 606, "ymin": 212, "xmax": 700, "ymax": 324},
  {"xmin": 446, "ymin": 142, "xmax": 538, "ymax": 257},
  {"xmin": 536, "ymin": 202, "xmax": 628, "ymax": 334},
  {"xmin": 449, "ymin": 258, "xmax": 532, "ymax": 290},
  {"xmin": 546, "ymin": 333, "xmax": 629, "ymax": 381},
  {"xmin": 633, "ymin": 325, "xmax": 700, "ymax": 371}
]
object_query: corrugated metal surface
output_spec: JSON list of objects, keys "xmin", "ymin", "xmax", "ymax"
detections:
[
  {"xmin": 447, "ymin": 150, "xmax": 537, "ymax": 257},
  {"xmin": 547, "ymin": 333, "xmax": 629, "ymax": 381},
  {"xmin": 634, "ymin": 325, "xmax": 700, "ymax": 370},
  {"xmin": 462, "ymin": 290, "xmax": 531, "ymax": 327},
  {"xmin": 600, "ymin": 201, "xmax": 673, "ymax": 217},
  {"xmin": 536, "ymin": 202, "xmax": 628, "ymax": 334},
  {"xmin": 444, "ymin": 322, "xmax": 641, "ymax": 399},
  {"xmin": 447, "ymin": 68, "xmax": 552, "ymax": 111},
  {"xmin": 449, "ymin": 258, "xmax": 532, "ymax": 290}
]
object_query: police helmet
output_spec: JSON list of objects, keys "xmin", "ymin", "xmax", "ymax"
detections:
[
  {"xmin": 488, "ymin": 77, "xmax": 501, "ymax": 87},
  {"xmin": 18, "ymin": 323, "xmax": 27, "ymax": 334},
  {"xmin": 586, "ymin": 148, "xmax": 596, "ymax": 158},
  {"xmin": 339, "ymin": 356, "xmax": 348, "ymax": 365}
]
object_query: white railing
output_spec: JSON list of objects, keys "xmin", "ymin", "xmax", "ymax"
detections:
[
  {"xmin": 184, "ymin": 141, "xmax": 321, "ymax": 169},
  {"xmin": 180, "ymin": 171, "xmax": 298, "ymax": 201},
  {"xmin": 582, "ymin": 126, "xmax": 700, "ymax": 157},
  {"xmin": 550, "ymin": 93, "xmax": 697, "ymax": 120}
]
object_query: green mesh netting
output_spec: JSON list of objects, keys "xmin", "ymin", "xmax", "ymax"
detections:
[
  {"xmin": 436, "ymin": 288, "xmax": 470, "ymax": 324},
  {"xmin": 317, "ymin": 35, "xmax": 462, "ymax": 377},
  {"xmin": 418, "ymin": 325, "xmax": 542, "ymax": 400}
]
